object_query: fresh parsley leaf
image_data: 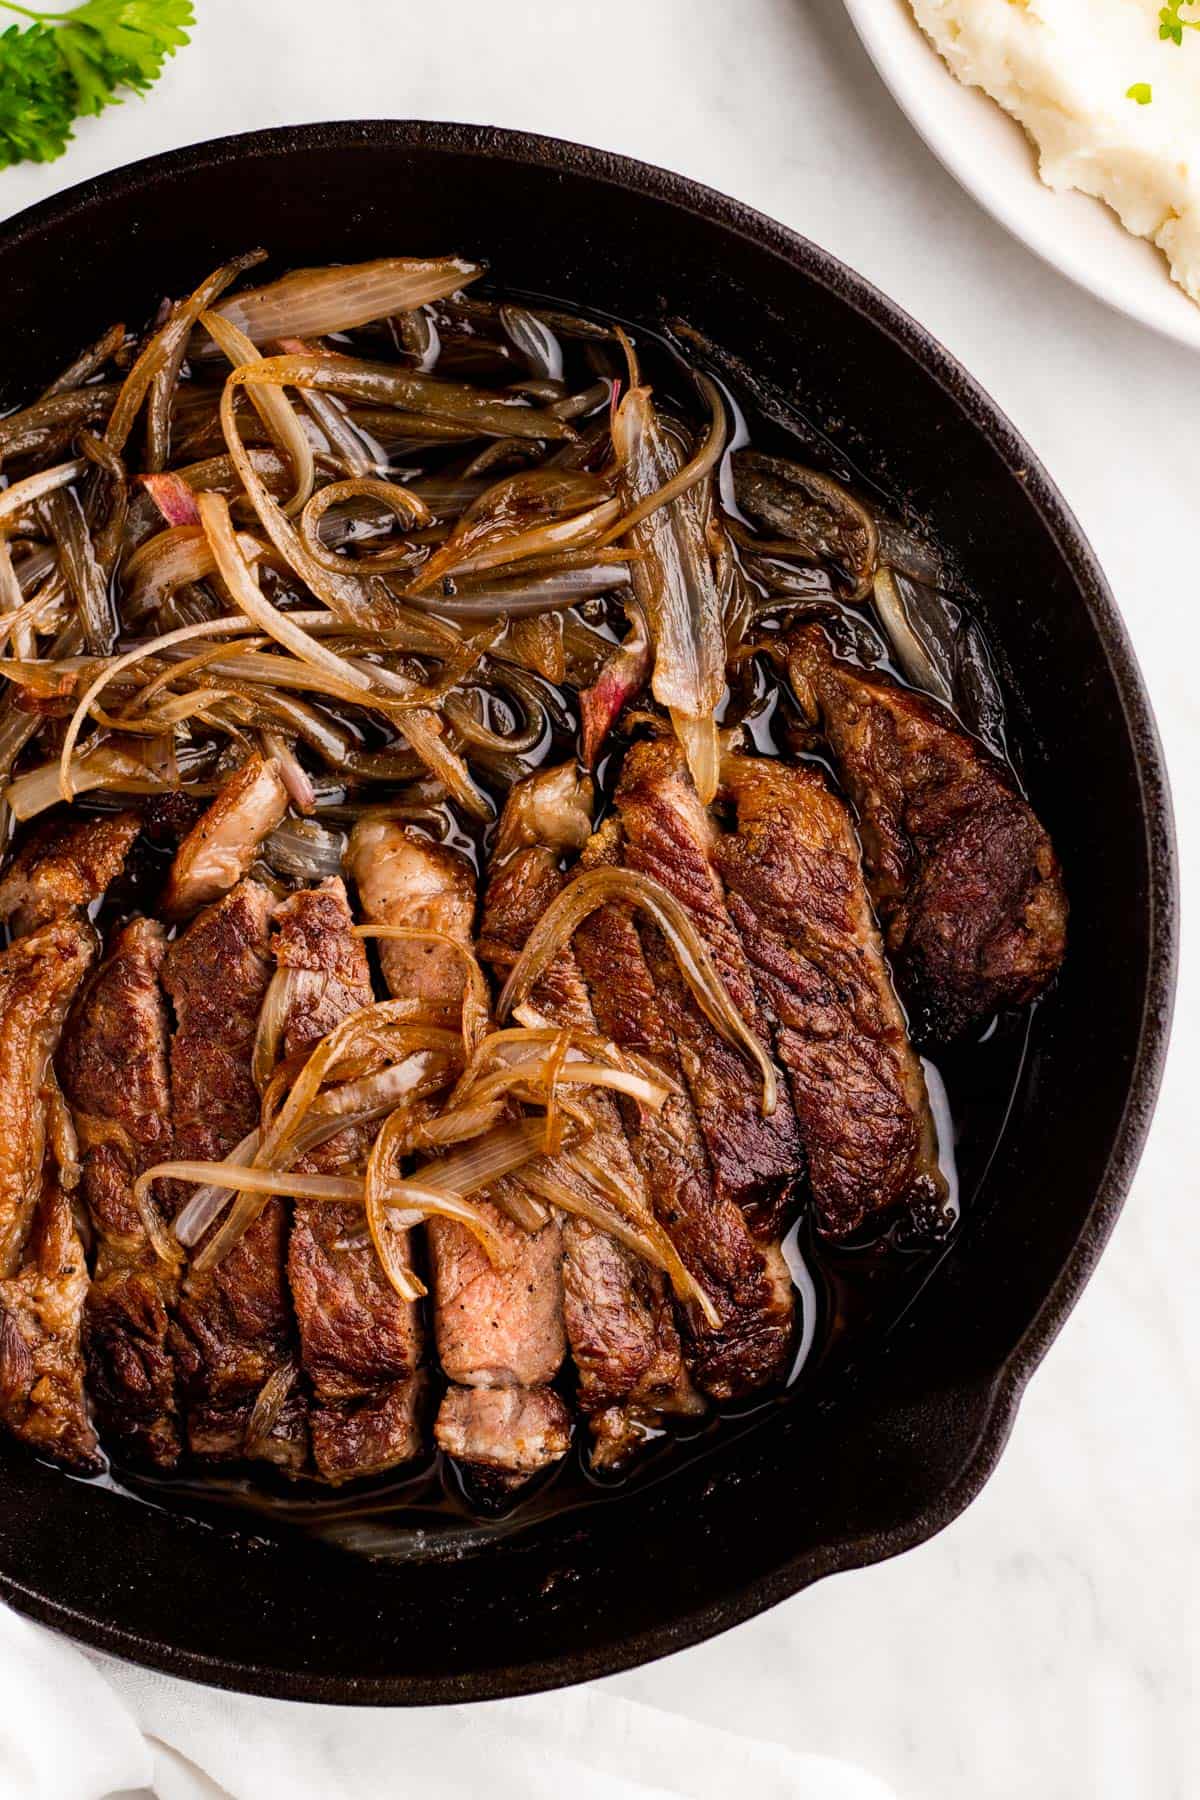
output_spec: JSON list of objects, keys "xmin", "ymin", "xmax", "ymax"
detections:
[
  {"xmin": 1127, "ymin": 82, "xmax": 1153, "ymax": 104},
  {"xmin": 1160, "ymin": 2, "xmax": 1200, "ymax": 45},
  {"xmin": 0, "ymin": 0, "xmax": 193, "ymax": 167},
  {"xmin": 58, "ymin": 1, "xmax": 194, "ymax": 113},
  {"xmin": 0, "ymin": 21, "xmax": 75, "ymax": 166}
]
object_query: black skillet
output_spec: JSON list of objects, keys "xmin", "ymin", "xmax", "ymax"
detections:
[{"xmin": 0, "ymin": 122, "xmax": 1176, "ymax": 1703}]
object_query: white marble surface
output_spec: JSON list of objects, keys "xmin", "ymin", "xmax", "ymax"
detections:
[{"xmin": 1, "ymin": 2, "xmax": 1196, "ymax": 1795}]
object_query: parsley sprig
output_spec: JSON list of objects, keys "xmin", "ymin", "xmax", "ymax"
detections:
[
  {"xmin": 1160, "ymin": 2, "xmax": 1200, "ymax": 45},
  {"xmin": 0, "ymin": 1, "xmax": 193, "ymax": 170}
]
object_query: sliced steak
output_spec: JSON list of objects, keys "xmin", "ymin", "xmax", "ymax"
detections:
[
  {"xmin": 310, "ymin": 1376, "xmax": 425, "ymax": 1486},
  {"xmin": 0, "ymin": 810, "xmax": 138, "ymax": 937},
  {"xmin": 574, "ymin": 821, "xmax": 794, "ymax": 1400},
  {"xmin": 278, "ymin": 880, "xmax": 424, "ymax": 1483},
  {"xmin": 429, "ymin": 1192, "xmax": 564, "ymax": 1389},
  {"xmin": 58, "ymin": 917, "xmax": 179, "ymax": 1466},
  {"xmin": 349, "ymin": 820, "xmax": 569, "ymax": 1486},
  {"xmin": 164, "ymin": 880, "xmax": 306, "ymax": 1471},
  {"xmin": 0, "ymin": 920, "xmax": 98, "ymax": 1469},
  {"xmin": 561, "ymin": 1216, "xmax": 699, "ymax": 1468},
  {"xmin": 345, "ymin": 819, "xmax": 474, "ymax": 1027},
  {"xmin": 0, "ymin": 920, "xmax": 96, "ymax": 1280},
  {"xmin": 786, "ymin": 624, "xmax": 1068, "ymax": 1045},
  {"xmin": 0, "ymin": 1162, "xmax": 99, "ymax": 1473},
  {"xmin": 161, "ymin": 753, "xmax": 287, "ymax": 921},
  {"xmin": 613, "ymin": 737, "xmax": 802, "ymax": 1239},
  {"xmin": 434, "ymin": 1383, "xmax": 571, "ymax": 1483},
  {"xmin": 481, "ymin": 767, "xmax": 698, "ymax": 1469},
  {"xmin": 716, "ymin": 755, "xmax": 946, "ymax": 1239},
  {"xmin": 162, "ymin": 879, "xmax": 274, "ymax": 1173}
]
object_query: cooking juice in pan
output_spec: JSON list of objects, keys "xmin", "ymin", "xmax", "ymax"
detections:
[{"xmin": 0, "ymin": 259, "xmax": 1064, "ymax": 1550}]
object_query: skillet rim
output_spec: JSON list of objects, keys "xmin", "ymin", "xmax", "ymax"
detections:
[{"xmin": 0, "ymin": 118, "xmax": 1178, "ymax": 1704}]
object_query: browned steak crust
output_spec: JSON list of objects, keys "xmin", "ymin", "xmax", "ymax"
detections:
[
  {"xmin": 0, "ymin": 920, "xmax": 97, "ymax": 1279},
  {"xmin": 613, "ymin": 737, "xmax": 802, "ymax": 1239},
  {"xmin": 574, "ymin": 822, "xmax": 794, "ymax": 1400},
  {"xmin": 787, "ymin": 625, "xmax": 1067, "ymax": 1045},
  {"xmin": 59, "ymin": 916, "xmax": 179, "ymax": 1466},
  {"xmin": 0, "ymin": 1165, "xmax": 99, "ymax": 1472},
  {"xmin": 0, "ymin": 811, "xmax": 138, "ymax": 937},
  {"xmin": 164, "ymin": 881, "xmax": 306, "ymax": 1471},
  {"xmin": 162, "ymin": 753, "xmax": 287, "ymax": 920},
  {"xmin": 276, "ymin": 879, "xmax": 425, "ymax": 1484},
  {"xmin": 480, "ymin": 795, "xmax": 697, "ymax": 1462},
  {"xmin": 0, "ymin": 919, "xmax": 98, "ymax": 1469},
  {"xmin": 716, "ymin": 756, "xmax": 946, "ymax": 1239}
]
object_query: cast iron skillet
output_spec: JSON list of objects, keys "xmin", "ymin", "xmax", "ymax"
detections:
[{"xmin": 0, "ymin": 122, "xmax": 1176, "ymax": 1704}]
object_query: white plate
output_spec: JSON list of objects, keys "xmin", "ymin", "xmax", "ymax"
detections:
[{"xmin": 844, "ymin": 0, "xmax": 1200, "ymax": 352}]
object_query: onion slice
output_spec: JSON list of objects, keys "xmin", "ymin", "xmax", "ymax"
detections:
[
  {"xmin": 55, "ymin": 613, "xmax": 292, "ymax": 804},
  {"xmin": 352, "ymin": 925, "xmax": 490, "ymax": 1053},
  {"xmin": 173, "ymin": 1129, "xmax": 261, "ymax": 1246},
  {"xmin": 498, "ymin": 865, "xmax": 777, "ymax": 1115},
  {"xmin": 197, "ymin": 491, "xmax": 378, "ymax": 695},
  {"xmin": 610, "ymin": 386, "xmax": 725, "ymax": 800},
  {"xmin": 238, "ymin": 353, "xmax": 575, "ymax": 442},
  {"xmin": 210, "ymin": 256, "xmax": 482, "ymax": 344},
  {"xmin": 106, "ymin": 250, "xmax": 266, "ymax": 455},
  {"xmin": 201, "ymin": 309, "xmax": 315, "ymax": 515},
  {"xmin": 299, "ymin": 477, "xmax": 431, "ymax": 575},
  {"xmin": 124, "ymin": 523, "xmax": 266, "ymax": 618},
  {"xmin": 245, "ymin": 1358, "xmax": 299, "ymax": 1455},
  {"xmin": 871, "ymin": 566, "xmax": 955, "ymax": 706},
  {"xmin": 0, "ymin": 459, "xmax": 85, "ymax": 530}
]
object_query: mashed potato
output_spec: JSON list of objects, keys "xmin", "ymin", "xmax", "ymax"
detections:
[{"xmin": 910, "ymin": 0, "xmax": 1200, "ymax": 305}]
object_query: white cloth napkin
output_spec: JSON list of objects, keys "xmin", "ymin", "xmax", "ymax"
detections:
[{"xmin": 0, "ymin": 1602, "xmax": 898, "ymax": 1800}]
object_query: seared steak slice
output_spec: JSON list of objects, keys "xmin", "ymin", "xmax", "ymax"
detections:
[
  {"xmin": 481, "ymin": 770, "xmax": 697, "ymax": 1467},
  {"xmin": 273, "ymin": 878, "xmax": 373, "ymax": 1052},
  {"xmin": 0, "ymin": 920, "xmax": 96, "ymax": 1279},
  {"xmin": 613, "ymin": 737, "xmax": 801, "ymax": 1239},
  {"xmin": 0, "ymin": 1163, "xmax": 99, "ymax": 1472},
  {"xmin": 0, "ymin": 810, "xmax": 138, "ymax": 937},
  {"xmin": 161, "ymin": 753, "xmax": 287, "ymax": 920},
  {"xmin": 310, "ymin": 1376, "xmax": 425, "ymax": 1485},
  {"xmin": 164, "ymin": 881, "xmax": 306, "ymax": 1471},
  {"xmin": 430, "ymin": 1195, "xmax": 564, "ymax": 1389},
  {"xmin": 162, "ymin": 879, "xmax": 274, "ymax": 1174},
  {"xmin": 0, "ymin": 919, "xmax": 98, "ymax": 1469},
  {"xmin": 345, "ymin": 820, "xmax": 474, "ymax": 1027},
  {"xmin": 786, "ymin": 624, "xmax": 1068, "ymax": 1044},
  {"xmin": 435, "ymin": 1383, "xmax": 571, "ymax": 1480},
  {"xmin": 716, "ymin": 756, "xmax": 946, "ymax": 1239},
  {"xmin": 277, "ymin": 880, "xmax": 423, "ymax": 1483},
  {"xmin": 574, "ymin": 822, "xmax": 794, "ymax": 1399},
  {"xmin": 349, "ymin": 821, "xmax": 569, "ymax": 1484},
  {"xmin": 58, "ymin": 917, "xmax": 179, "ymax": 1467},
  {"xmin": 561, "ymin": 1217, "xmax": 699, "ymax": 1467}
]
